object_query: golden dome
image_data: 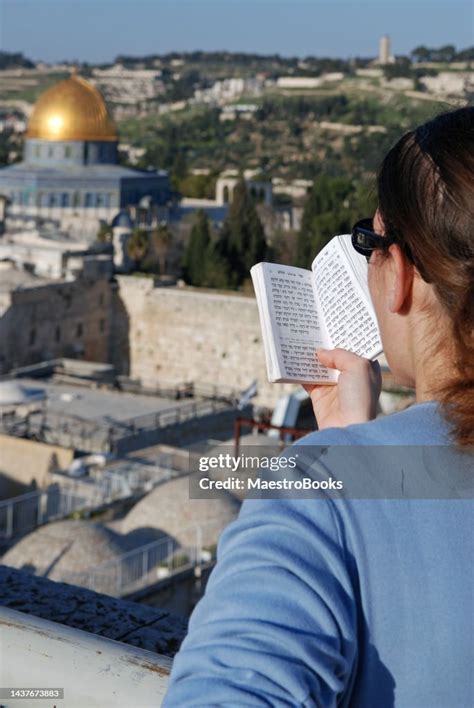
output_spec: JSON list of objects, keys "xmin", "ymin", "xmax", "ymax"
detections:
[{"xmin": 26, "ymin": 74, "xmax": 117, "ymax": 142}]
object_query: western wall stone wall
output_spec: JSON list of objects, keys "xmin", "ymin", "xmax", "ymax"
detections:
[
  {"xmin": 113, "ymin": 277, "xmax": 298, "ymax": 408},
  {"xmin": 0, "ymin": 277, "xmax": 112, "ymax": 373}
]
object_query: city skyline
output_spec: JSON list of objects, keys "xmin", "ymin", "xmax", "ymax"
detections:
[{"xmin": 0, "ymin": 0, "xmax": 472, "ymax": 64}]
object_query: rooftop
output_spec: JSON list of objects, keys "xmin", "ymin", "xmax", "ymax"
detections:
[
  {"xmin": 15, "ymin": 378, "xmax": 194, "ymax": 425},
  {"xmin": 0, "ymin": 261, "xmax": 54, "ymax": 293},
  {"xmin": 0, "ymin": 161, "xmax": 168, "ymax": 180}
]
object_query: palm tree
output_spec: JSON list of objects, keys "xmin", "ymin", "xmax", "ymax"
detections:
[
  {"xmin": 152, "ymin": 223, "xmax": 172, "ymax": 275},
  {"xmin": 96, "ymin": 222, "xmax": 113, "ymax": 243},
  {"xmin": 127, "ymin": 228, "xmax": 149, "ymax": 266}
]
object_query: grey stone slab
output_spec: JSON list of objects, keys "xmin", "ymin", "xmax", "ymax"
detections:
[{"xmin": 0, "ymin": 564, "xmax": 187, "ymax": 656}]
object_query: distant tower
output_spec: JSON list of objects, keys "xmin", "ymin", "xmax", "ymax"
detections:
[
  {"xmin": 111, "ymin": 210, "xmax": 133, "ymax": 273},
  {"xmin": 379, "ymin": 35, "xmax": 394, "ymax": 65}
]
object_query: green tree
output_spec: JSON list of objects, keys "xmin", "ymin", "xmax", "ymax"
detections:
[
  {"xmin": 410, "ymin": 45, "xmax": 431, "ymax": 63},
  {"xmin": 151, "ymin": 223, "xmax": 172, "ymax": 275},
  {"xmin": 295, "ymin": 176, "xmax": 376, "ymax": 266},
  {"xmin": 0, "ymin": 134, "xmax": 10, "ymax": 167},
  {"xmin": 177, "ymin": 173, "xmax": 216, "ymax": 199},
  {"xmin": 202, "ymin": 242, "xmax": 231, "ymax": 289},
  {"xmin": 383, "ymin": 57, "xmax": 413, "ymax": 80},
  {"xmin": 171, "ymin": 151, "xmax": 188, "ymax": 189},
  {"xmin": 96, "ymin": 222, "xmax": 113, "ymax": 243},
  {"xmin": 218, "ymin": 180, "xmax": 267, "ymax": 285},
  {"xmin": 127, "ymin": 228, "xmax": 149, "ymax": 266},
  {"xmin": 434, "ymin": 44, "xmax": 456, "ymax": 63},
  {"xmin": 183, "ymin": 210, "xmax": 211, "ymax": 286}
]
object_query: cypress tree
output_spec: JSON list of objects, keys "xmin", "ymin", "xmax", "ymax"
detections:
[
  {"xmin": 296, "ymin": 175, "xmax": 357, "ymax": 266},
  {"xmin": 127, "ymin": 228, "xmax": 149, "ymax": 266},
  {"xmin": 219, "ymin": 179, "xmax": 267, "ymax": 284},
  {"xmin": 183, "ymin": 210, "xmax": 211, "ymax": 286}
]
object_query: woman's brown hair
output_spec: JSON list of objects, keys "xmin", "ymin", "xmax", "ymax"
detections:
[{"xmin": 377, "ymin": 106, "xmax": 474, "ymax": 447}]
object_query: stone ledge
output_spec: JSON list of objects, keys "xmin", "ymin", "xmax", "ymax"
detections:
[{"xmin": 0, "ymin": 564, "xmax": 187, "ymax": 656}]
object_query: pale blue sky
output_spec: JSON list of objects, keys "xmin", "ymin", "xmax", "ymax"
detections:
[{"xmin": 0, "ymin": 0, "xmax": 472, "ymax": 63}]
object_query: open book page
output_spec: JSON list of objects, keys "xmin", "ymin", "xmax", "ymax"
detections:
[
  {"xmin": 311, "ymin": 235, "xmax": 383, "ymax": 359},
  {"xmin": 251, "ymin": 263, "xmax": 337, "ymax": 383},
  {"xmin": 251, "ymin": 264, "xmax": 281, "ymax": 382}
]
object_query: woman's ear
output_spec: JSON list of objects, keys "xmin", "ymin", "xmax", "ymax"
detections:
[{"xmin": 387, "ymin": 244, "xmax": 414, "ymax": 313}]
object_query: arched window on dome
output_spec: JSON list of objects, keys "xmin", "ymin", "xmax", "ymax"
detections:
[{"xmin": 61, "ymin": 193, "xmax": 70, "ymax": 207}]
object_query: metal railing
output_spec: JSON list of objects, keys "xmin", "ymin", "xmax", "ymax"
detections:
[
  {"xmin": 0, "ymin": 460, "xmax": 185, "ymax": 541},
  {"xmin": 0, "ymin": 487, "xmax": 91, "ymax": 541},
  {"xmin": 57, "ymin": 518, "xmax": 233, "ymax": 597},
  {"xmin": 117, "ymin": 377, "xmax": 240, "ymax": 404},
  {"xmin": 0, "ymin": 397, "xmax": 235, "ymax": 453},
  {"xmin": 0, "ymin": 606, "xmax": 171, "ymax": 708},
  {"xmin": 125, "ymin": 398, "xmax": 232, "ymax": 434},
  {"xmin": 234, "ymin": 416, "xmax": 313, "ymax": 455}
]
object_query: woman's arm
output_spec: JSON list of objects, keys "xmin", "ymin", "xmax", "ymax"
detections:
[{"xmin": 163, "ymin": 496, "xmax": 358, "ymax": 707}]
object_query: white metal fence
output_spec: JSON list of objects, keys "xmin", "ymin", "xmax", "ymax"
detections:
[
  {"xmin": 0, "ymin": 460, "xmax": 185, "ymax": 541},
  {"xmin": 0, "ymin": 487, "xmax": 90, "ymax": 541},
  {"xmin": 0, "ymin": 397, "xmax": 236, "ymax": 453},
  {"xmin": 57, "ymin": 519, "xmax": 233, "ymax": 597}
]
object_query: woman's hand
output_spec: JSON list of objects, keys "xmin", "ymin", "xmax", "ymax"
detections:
[{"xmin": 303, "ymin": 348, "xmax": 382, "ymax": 430}]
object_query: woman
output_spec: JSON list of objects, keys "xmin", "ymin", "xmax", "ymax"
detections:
[{"xmin": 164, "ymin": 107, "xmax": 473, "ymax": 707}]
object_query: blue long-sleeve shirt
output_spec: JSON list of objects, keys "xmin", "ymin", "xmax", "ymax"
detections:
[{"xmin": 164, "ymin": 402, "xmax": 474, "ymax": 707}]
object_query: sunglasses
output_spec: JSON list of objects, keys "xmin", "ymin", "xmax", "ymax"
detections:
[{"xmin": 351, "ymin": 218, "xmax": 397, "ymax": 263}]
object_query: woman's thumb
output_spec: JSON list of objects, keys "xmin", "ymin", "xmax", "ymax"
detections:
[{"xmin": 317, "ymin": 347, "xmax": 367, "ymax": 372}]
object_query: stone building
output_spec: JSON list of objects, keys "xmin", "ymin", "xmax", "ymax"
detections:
[
  {"xmin": 0, "ymin": 262, "xmax": 112, "ymax": 373},
  {"xmin": 215, "ymin": 170, "xmax": 273, "ymax": 206},
  {"xmin": 0, "ymin": 72, "xmax": 172, "ymax": 235}
]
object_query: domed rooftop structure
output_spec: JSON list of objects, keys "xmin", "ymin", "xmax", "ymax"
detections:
[
  {"xmin": 26, "ymin": 74, "xmax": 117, "ymax": 142},
  {"xmin": 121, "ymin": 476, "xmax": 240, "ymax": 548},
  {"xmin": 0, "ymin": 72, "xmax": 171, "ymax": 231},
  {"xmin": 2, "ymin": 520, "xmax": 125, "ymax": 581},
  {"xmin": 111, "ymin": 210, "xmax": 133, "ymax": 229}
]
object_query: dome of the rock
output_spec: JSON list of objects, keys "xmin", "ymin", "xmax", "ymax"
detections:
[{"xmin": 26, "ymin": 74, "xmax": 117, "ymax": 142}]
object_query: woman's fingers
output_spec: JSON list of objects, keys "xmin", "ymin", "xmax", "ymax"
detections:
[{"xmin": 317, "ymin": 347, "xmax": 371, "ymax": 372}]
